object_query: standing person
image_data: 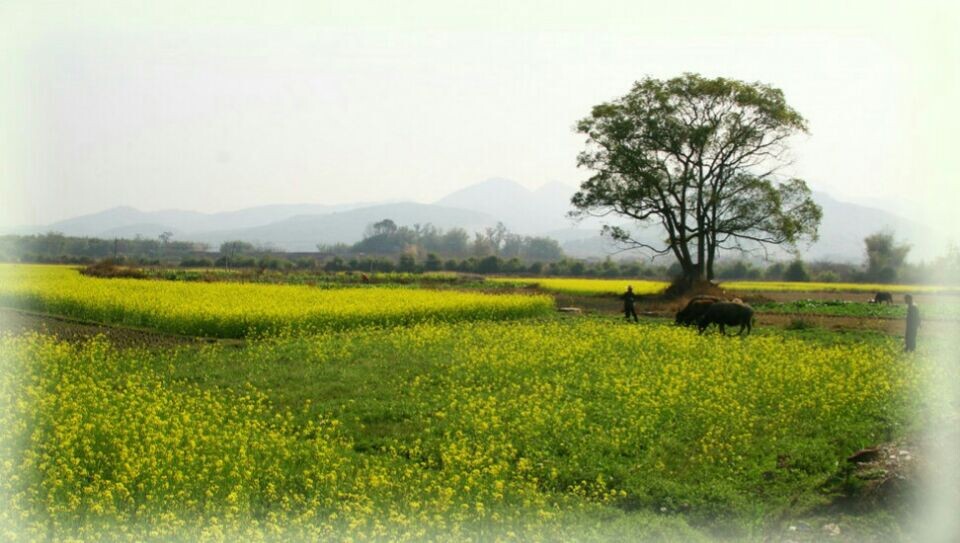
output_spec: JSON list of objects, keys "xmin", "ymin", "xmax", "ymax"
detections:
[
  {"xmin": 904, "ymin": 294, "xmax": 920, "ymax": 352},
  {"xmin": 622, "ymin": 285, "xmax": 638, "ymax": 323}
]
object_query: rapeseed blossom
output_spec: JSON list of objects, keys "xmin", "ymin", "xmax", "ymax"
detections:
[
  {"xmin": 0, "ymin": 319, "xmax": 939, "ymax": 541},
  {"xmin": 0, "ymin": 265, "xmax": 553, "ymax": 338}
]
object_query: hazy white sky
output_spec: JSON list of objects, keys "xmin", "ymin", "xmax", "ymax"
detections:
[{"xmin": 1, "ymin": 1, "xmax": 958, "ymax": 236}]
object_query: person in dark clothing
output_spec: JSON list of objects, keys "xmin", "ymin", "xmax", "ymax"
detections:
[
  {"xmin": 904, "ymin": 294, "xmax": 920, "ymax": 352},
  {"xmin": 621, "ymin": 286, "xmax": 638, "ymax": 322}
]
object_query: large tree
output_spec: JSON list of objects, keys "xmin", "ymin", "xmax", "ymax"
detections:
[{"xmin": 571, "ymin": 74, "xmax": 822, "ymax": 284}]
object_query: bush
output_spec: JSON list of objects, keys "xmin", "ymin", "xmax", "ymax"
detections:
[
  {"xmin": 324, "ymin": 257, "xmax": 347, "ymax": 272},
  {"xmin": 180, "ymin": 257, "xmax": 214, "ymax": 268},
  {"xmin": 258, "ymin": 257, "xmax": 292, "ymax": 270},
  {"xmin": 79, "ymin": 259, "xmax": 147, "ymax": 279},
  {"xmin": 425, "ymin": 253, "xmax": 443, "ymax": 272},
  {"xmin": 477, "ymin": 256, "xmax": 501, "ymax": 274},
  {"xmin": 765, "ymin": 262, "xmax": 785, "ymax": 280},
  {"xmin": 785, "ymin": 317, "xmax": 815, "ymax": 330},
  {"xmin": 815, "ymin": 271, "xmax": 839, "ymax": 283},
  {"xmin": 398, "ymin": 255, "xmax": 417, "ymax": 273},
  {"xmin": 782, "ymin": 260, "xmax": 810, "ymax": 282},
  {"xmin": 215, "ymin": 255, "xmax": 257, "ymax": 268}
]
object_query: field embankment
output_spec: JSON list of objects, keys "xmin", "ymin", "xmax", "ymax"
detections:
[{"xmin": 490, "ymin": 276, "xmax": 960, "ymax": 297}]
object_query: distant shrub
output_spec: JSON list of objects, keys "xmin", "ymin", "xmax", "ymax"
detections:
[
  {"xmin": 785, "ymin": 317, "xmax": 814, "ymax": 330},
  {"xmin": 180, "ymin": 257, "xmax": 213, "ymax": 268},
  {"xmin": 477, "ymin": 256, "xmax": 501, "ymax": 274},
  {"xmin": 258, "ymin": 256, "xmax": 292, "ymax": 270},
  {"xmin": 764, "ymin": 262, "xmax": 784, "ymax": 280},
  {"xmin": 80, "ymin": 259, "xmax": 146, "ymax": 279},
  {"xmin": 782, "ymin": 260, "xmax": 811, "ymax": 282},
  {"xmin": 815, "ymin": 271, "xmax": 839, "ymax": 283},
  {"xmin": 215, "ymin": 255, "xmax": 257, "ymax": 268}
]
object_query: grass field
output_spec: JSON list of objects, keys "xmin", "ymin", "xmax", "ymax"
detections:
[
  {"xmin": 1, "ymin": 263, "xmax": 955, "ymax": 540},
  {"xmin": 757, "ymin": 300, "xmax": 960, "ymax": 321},
  {"xmin": 488, "ymin": 276, "xmax": 959, "ymax": 297},
  {"xmin": 0, "ymin": 265, "xmax": 553, "ymax": 338},
  {"xmin": 722, "ymin": 280, "xmax": 960, "ymax": 294},
  {"xmin": 1, "ymin": 320, "xmax": 942, "ymax": 541}
]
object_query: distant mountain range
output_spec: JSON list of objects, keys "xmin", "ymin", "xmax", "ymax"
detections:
[{"xmin": 5, "ymin": 178, "xmax": 938, "ymax": 262}]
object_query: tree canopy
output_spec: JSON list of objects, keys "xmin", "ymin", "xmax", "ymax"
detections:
[
  {"xmin": 571, "ymin": 73, "xmax": 822, "ymax": 284},
  {"xmin": 864, "ymin": 231, "xmax": 910, "ymax": 283}
]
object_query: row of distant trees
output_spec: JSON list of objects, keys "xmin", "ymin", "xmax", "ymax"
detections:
[
  {"xmin": 317, "ymin": 220, "xmax": 565, "ymax": 262},
  {"xmin": 3, "ymin": 229, "xmax": 958, "ymax": 284},
  {"xmin": 0, "ymin": 232, "xmax": 209, "ymax": 263}
]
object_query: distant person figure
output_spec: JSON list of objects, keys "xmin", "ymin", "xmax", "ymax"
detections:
[
  {"xmin": 904, "ymin": 294, "xmax": 920, "ymax": 352},
  {"xmin": 361, "ymin": 273, "xmax": 370, "ymax": 284},
  {"xmin": 621, "ymin": 286, "xmax": 638, "ymax": 323}
]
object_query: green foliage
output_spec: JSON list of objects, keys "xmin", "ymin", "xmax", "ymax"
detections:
[
  {"xmin": 782, "ymin": 259, "xmax": 810, "ymax": 282},
  {"xmin": 757, "ymin": 299, "xmax": 960, "ymax": 321},
  {"xmin": 814, "ymin": 270, "xmax": 840, "ymax": 283},
  {"xmin": 0, "ymin": 232, "xmax": 207, "ymax": 263},
  {"xmin": 864, "ymin": 231, "xmax": 911, "ymax": 283},
  {"xmin": 785, "ymin": 317, "xmax": 814, "ymax": 330},
  {"xmin": 424, "ymin": 252, "xmax": 442, "ymax": 271},
  {"xmin": 572, "ymin": 73, "xmax": 821, "ymax": 282},
  {"xmin": 715, "ymin": 260, "xmax": 763, "ymax": 280},
  {"xmin": 1, "ymin": 320, "xmax": 940, "ymax": 539},
  {"xmin": 218, "ymin": 240, "xmax": 255, "ymax": 256},
  {"xmin": 764, "ymin": 262, "xmax": 785, "ymax": 280},
  {"xmin": 179, "ymin": 256, "xmax": 213, "ymax": 267}
]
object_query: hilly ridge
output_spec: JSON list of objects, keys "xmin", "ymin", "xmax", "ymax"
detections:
[{"xmin": 5, "ymin": 178, "xmax": 938, "ymax": 261}]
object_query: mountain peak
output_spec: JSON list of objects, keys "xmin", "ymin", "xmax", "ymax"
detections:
[
  {"xmin": 473, "ymin": 177, "xmax": 531, "ymax": 193},
  {"xmin": 434, "ymin": 178, "xmax": 533, "ymax": 208},
  {"xmin": 534, "ymin": 181, "xmax": 576, "ymax": 196}
]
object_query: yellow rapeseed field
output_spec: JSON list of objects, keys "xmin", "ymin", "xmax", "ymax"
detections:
[
  {"xmin": 0, "ymin": 320, "xmax": 940, "ymax": 541},
  {"xmin": 0, "ymin": 264, "xmax": 553, "ymax": 337}
]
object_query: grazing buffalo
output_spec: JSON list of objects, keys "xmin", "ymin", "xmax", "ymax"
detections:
[
  {"xmin": 675, "ymin": 295, "xmax": 722, "ymax": 326},
  {"xmin": 698, "ymin": 302, "xmax": 754, "ymax": 336},
  {"xmin": 873, "ymin": 292, "xmax": 893, "ymax": 304}
]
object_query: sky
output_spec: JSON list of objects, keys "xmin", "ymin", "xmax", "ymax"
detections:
[{"xmin": 1, "ymin": 1, "xmax": 958, "ymax": 243}]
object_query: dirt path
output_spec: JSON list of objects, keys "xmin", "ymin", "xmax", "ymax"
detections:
[
  {"xmin": 554, "ymin": 293, "xmax": 959, "ymax": 338},
  {"xmin": 0, "ymin": 307, "xmax": 224, "ymax": 348}
]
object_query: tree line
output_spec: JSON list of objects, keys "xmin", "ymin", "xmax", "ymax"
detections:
[
  {"xmin": 4, "ymin": 228, "xmax": 957, "ymax": 285},
  {"xmin": 0, "ymin": 232, "xmax": 208, "ymax": 264},
  {"xmin": 317, "ymin": 220, "xmax": 565, "ymax": 262}
]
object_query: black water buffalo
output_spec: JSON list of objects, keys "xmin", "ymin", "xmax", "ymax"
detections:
[
  {"xmin": 697, "ymin": 302, "xmax": 754, "ymax": 336},
  {"xmin": 675, "ymin": 295, "xmax": 722, "ymax": 326},
  {"xmin": 873, "ymin": 292, "xmax": 893, "ymax": 304}
]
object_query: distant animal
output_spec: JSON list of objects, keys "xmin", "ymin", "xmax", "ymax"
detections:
[
  {"xmin": 872, "ymin": 292, "xmax": 893, "ymax": 304},
  {"xmin": 675, "ymin": 295, "xmax": 722, "ymax": 326},
  {"xmin": 361, "ymin": 273, "xmax": 370, "ymax": 284},
  {"xmin": 698, "ymin": 302, "xmax": 754, "ymax": 336}
]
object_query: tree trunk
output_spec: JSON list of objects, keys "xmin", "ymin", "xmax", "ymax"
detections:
[
  {"xmin": 706, "ymin": 233, "xmax": 716, "ymax": 281},
  {"xmin": 696, "ymin": 232, "xmax": 705, "ymax": 282}
]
